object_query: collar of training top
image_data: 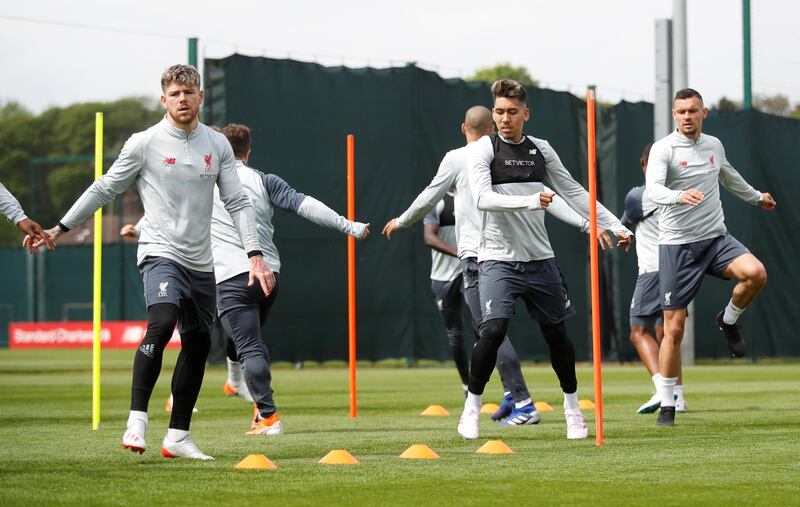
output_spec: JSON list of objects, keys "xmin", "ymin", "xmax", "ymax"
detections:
[{"xmin": 161, "ymin": 116, "xmax": 202, "ymax": 139}]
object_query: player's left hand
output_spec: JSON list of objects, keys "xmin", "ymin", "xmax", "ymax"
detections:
[
  {"xmin": 23, "ymin": 225, "xmax": 61, "ymax": 254},
  {"xmin": 17, "ymin": 219, "xmax": 55, "ymax": 253},
  {"xmin": 597, "ymin": 230, "xmax": 614, "ymax": 250},
  {"xmin": 120, "ymin": 224, "xmax": 138, "ymax": 238},
  {"xmin": 615, "ymin": 231, "xmax": 633, "ymax": 252},
  {"xmin": 759, "ymin": 192, "xmax": 776, "ymax": 211},
  {"xmin": 382, "ymin": 218, "xmax": 399, "ymax": 239},
  {"xmin": 248, "ymin": 255, "xmax": 276, "ymax": 296}
]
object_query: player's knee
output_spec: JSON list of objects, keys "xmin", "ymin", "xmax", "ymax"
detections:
[
  {"xmin": 142, "ymin": 303, "xmax": 179, "ymax": 346},
  {"xmin": 540, "ymin": 321, "xmax": 569, "ymax": 346},
  {"xmin": 479, "ymin": 319, "xmax": 507, "ymax": 344},
  {"xmin": 747, "ymin": 261, "xmax": 767, "ymax": 288},
  {"xmin": 664, "ymin": 318, "xmax": 684, "ymax": 340},
  {"xmin": 447, "ymin": 332, "xmax": 465, "ymax": 348},
  {"xmin": 629, "ymin": 326, "xmax": 644, "ymax": 345},
  {"xmin": 180, "ymin": 330, "xmax": 211, "ymax": 357}
]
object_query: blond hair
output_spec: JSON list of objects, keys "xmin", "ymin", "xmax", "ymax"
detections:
[{"xmin": 160, "ymin": 64, "xmax": 201, "ymax": 92}]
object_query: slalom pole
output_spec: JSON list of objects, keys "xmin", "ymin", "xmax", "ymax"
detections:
[
  {"xmin": 586, "ymin": 86, "xmax": 604, "ymax": 446},
  {"xmin": 92, "ymin": 112, "xmax": 103, "ymax": 430},
  {"xmin": 346, "ymin": 134, "xmax": 357, "ymax": 418}
]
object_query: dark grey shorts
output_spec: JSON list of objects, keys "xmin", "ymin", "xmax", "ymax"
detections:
[
  {"xmin": 140, "ymin": 256, "xmax": 216, "ymax": 334},
  {"xmin": 431, "ymin": 275, "xmax": 465, "ymax": 336},
  {"xmin": 629, "ymin": 272, "xmax": 663, "ymax": 327},
  {"xmin": 659, "ymin": 234, "xmax": 749, "ymax": 310},
  {"xmin": 478, "ymin": 258, "xmax": 575, "ymax": 325},
  {"xmin": 460, "ymin": 257, "xmax": 482, "ymax": 329}
]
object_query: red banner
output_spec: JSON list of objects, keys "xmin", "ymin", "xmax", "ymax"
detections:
[{"xmin": 9, "ymin": 321, "xmax": 181, "ymax": 349}]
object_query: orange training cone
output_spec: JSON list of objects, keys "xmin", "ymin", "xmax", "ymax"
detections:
[
  {"xmin": 579, "ymin": 399, "xmax": 595, "ymax": 410},
  {"xmin": 399, "ymin": 444, "xmax": 440, "ymax": 459},
  {"xmin": 235, "ymin": 454, "xmax": 277, "ymax": 470},
  {"xmin": 534, "ymin": 401, "xmax": 554, "ymax": 412},
  {"xmin": 481, "ymin": 403, "xmax": 500, "ymax": 414},
  {"xmin": 476, "ymin": 440, "xmax": 514, "ymax": 454},
  {"xmin": 318, "ymin": 449, "xmax": 359, "ymax": 465},
  {"xmin": 420, "ymin": 404, "xmax": 450, "ymax": 416}
]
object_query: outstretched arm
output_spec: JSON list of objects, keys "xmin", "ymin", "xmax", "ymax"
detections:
[
  {"xmin": 545, "ymin": 186, "xmax": 613, "ymax": 249},
  {"xmin": 1, "ymin": 182, "xmax": 54, "ymax": 252},
  {"xmin": 297, "ymin": 196, "xmax": 369, "ymax": 239},
  {"xmin": 423, "ymin": 223, "xmax": 458, "ymax": 257}
]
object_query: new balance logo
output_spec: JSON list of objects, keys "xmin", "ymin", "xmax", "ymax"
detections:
[
  {"xmin": 529, "ymin": 149, "xmax": 538, "ymax": 155},
  {"xmin": 664, "ymin": 292, "xmax": 672, "ymax": 306},
  {"xmin": 485, "ymin": 299, "xmax": 493, "ymax": 315},
  {"xmin": 138, "ymin": 343, "xmax": 155, "ymax": 358},
  {"xmin": 158, "ymin": 282, "xmax": 169, "ymax": 297}
]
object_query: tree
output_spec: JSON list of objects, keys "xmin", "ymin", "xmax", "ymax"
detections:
[
  {"xmin": 716, "ymin": 96, "xmax": 741, "ymax": 111},
  {"xmin": 753, "ymin": 94, "xmax": 791, "ymax": 116},
  {"xmin": 468, "ymin": 63, "xmax": 538, "ymax": 87}
]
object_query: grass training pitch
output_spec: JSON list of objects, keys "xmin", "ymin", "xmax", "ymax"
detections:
[{"xmin": 0, "ymin": 350, "xmax": 798, "ymax": 506}]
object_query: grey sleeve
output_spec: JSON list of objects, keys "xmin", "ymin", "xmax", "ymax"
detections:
[
  {"xmin": 422, "ymin": 206, "xmax": 440, "ymax": 226},
  {"xmin": 543, "ymin": 185, "xmax": 589, "ymax": 232},
  {"xmin": 468, "ymin": 137, "xmax": 543, "ymax": 211},
  {"xmin": 262, "ymin": 173, "xmax": 306, "ymax": 212},
  {"xmin": 540, "ymin": 140, "xmax": 630, "ymax": 234},
  {"xmin": 60, "ymin": 133, "xmax": 144, "ymax": 229},
  {"xmin": 296, "ymin": 195, "xmax": 368, "ymax": 239},
  {"xmin": 644, "ymin": 141, "xmax": 683, "ymax": 205},
  {"xmin": 718, "ymin": 146, "xmax": 762, "ymax": 204},
  {"xmin": 133, "ymin": 216, "xmax": 145, "ymax": 236},
  {"xmin": 0, "ymin": 182, "xmax": 27, "ymax": 224},
  {"xmin": 216, "ymin": 140, "xmax": 260, "ymax": 253},
  {"xmin": 396, "ymin": 153, "xmax": 456, "ymax": 228}
]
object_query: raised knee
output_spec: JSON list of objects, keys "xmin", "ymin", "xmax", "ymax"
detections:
[{"xmin": 750, "ymin": 263, "xmax": 767, "ymax": 287}]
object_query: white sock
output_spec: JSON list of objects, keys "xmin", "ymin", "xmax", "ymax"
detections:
[
  {"xmin": 675, "ymin": 384, "xmax": 684, "ymax": 401},
  {"xmin": 515, "ymin": 397, "xmax": 532, "ymax": 409},
  {"xmin": 465, "ymin": 392, "xmax": 481, "ymax": 409},
  {"xmin": 723, "ymin": 299, "xmax": 744, "ymax": 325},
  {"xmin": 127, "ymin": 410, "xmax": 148, "ymax": 427},
  {"xmin": 226, "ymin": 358, "xmax": 242, "ymax": 387},
  {"xmin": 461, "ymin": 384, "xmax": 468, "ymax": 393},
  {"xmin": 651, "ymin": 372, "xmax": 663, "ymax": 392},
  {"xmin": 659, "ymin": 376, "xmax": 678, "ymax": 407},
  {"xmin": 563, "ymin": 391, "xmax": 580, "ymax": 411},
  {"xmin": 166, "ymin": 428, "xmax": 189, "ymax": 442}
]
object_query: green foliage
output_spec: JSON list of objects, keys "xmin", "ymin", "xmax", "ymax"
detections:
[
  {"xmin": 716, "ymin": 96, "xmax": 742, "ymax": 111},
  {"xmin": 0, "ymin": 97, "xmax": 162, "ymax": 245},
  {"xmin": 0, "ymin": 351, "xmax": 799, "ymax": 505},
  {"xmin": 468, "ymin": 63, "xmax": 539, "ymax": 87}
]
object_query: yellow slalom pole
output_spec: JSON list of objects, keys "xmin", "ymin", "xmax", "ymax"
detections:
[{"xmin": 92, "ymin": 112, "xmax": 103, "ymax": 430}]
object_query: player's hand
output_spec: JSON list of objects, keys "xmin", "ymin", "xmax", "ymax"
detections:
[
  {"xmin": 356, "ymin": 223, "xmax": 370, "ymax": 240},
  {"xmin": 597, "ymin": 229, "xmax": 614, "ymax": 250},
  {"xmin": 382, "ymin": 218, "xmax": 400, "ymax": 239},
  {"xmin": 679, "ymin": 188, "xmax": 704, "ymax": 206},
  {"xmin": 539, "ymin": 191, "xmax": 555, "ymax": 209},
  {"xmin": 615, "ymin": 231, "xmax": 633, "ymax": 252},
  {"xmin": 23, "ymin": 225, "xmax": 62, "ymax": 254},
  {"xmin": 248, "ymin": 255, "xmax": 275, "ymax": 296},
  {"xmin": 120, "ymin": 224, "xmax": 139, "ymax": 238},
  {"xmin": 17, "ymin": 219, "xmax": 55, "ymax": 252},
  {"xmin": 759, "ymin": 192, "xmax": 776, "ymax": 211}
]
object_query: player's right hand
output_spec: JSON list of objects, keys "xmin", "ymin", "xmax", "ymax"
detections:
[
  {"xmin": 539, "ymin": 191, "xmax": 555, "ymax": 209},
  {"xmin": 17, "ymin": 219, "xmax": 55, "ymax": 252},
  {"xmin": 120, "ymin": 224, "xmax": 139, "ymax": 238},
  {"xmin": 679, "ymin": 188, "xmax": 704, "ymax": 206},
  {"xmin": 382, "ymin": 218, "xmax": 400, "ymax": 240},
  {"xmin": 23, "ymin": 226, "xmax": 62, "ymax": 254}
]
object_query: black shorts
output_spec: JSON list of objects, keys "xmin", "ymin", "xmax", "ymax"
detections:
[{"xmin": 630, "ymin": 272, "xmax": 663, "ymax": 327}]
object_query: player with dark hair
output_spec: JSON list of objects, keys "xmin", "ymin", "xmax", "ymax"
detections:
[
  {"xmin": 622, "ymin": 143, "xmax": 687, "ymax": 414},
  {"xmin": 27, "ymin": 65, "xmax": 273, "ymax": 460},
  {"xmin": 644, "ymin": 88, "xmax": 775, "ymax": 426},
  {"xmin": 458, "ymin": 79, "xmax": 632, "ymax": 440}
]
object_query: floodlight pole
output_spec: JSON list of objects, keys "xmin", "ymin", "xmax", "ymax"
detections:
[{"xmin": 743, "ymin": 0, "xmax": 752, "ymax": 109}]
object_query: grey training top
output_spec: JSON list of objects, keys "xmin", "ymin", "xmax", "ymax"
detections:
[
  {"xmin": 621, "ymin": 185, "xmax": 659, "ymax": 274},
  {"xmin": 0, "ymin": 182, "xmax": 27, "ymax": 224},
  {"xmin": 644, "ymin": 130, "xmax": 762, "ymax": 245},
  {"xmin": 468, "ymin": 134, "xmax": 630, "ymax": 263}
]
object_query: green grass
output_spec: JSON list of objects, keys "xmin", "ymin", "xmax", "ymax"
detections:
[{"xmin": 0, "ymin": 350, "xmax": 798, "ymax": 506}]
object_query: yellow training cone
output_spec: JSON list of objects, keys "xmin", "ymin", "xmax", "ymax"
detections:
[
  {"xmin": 534, "ymin": 401, "xmax": 554, "ymax": 412},
  {"xmin": 480, "ymin": 403, "xmax": 500, "ymax": 414},
  {"xmin": 235, "ymin": 454, "xmax": 277, "ymax": 470},
  {"xmin": 476, "ymin": 440, "xmax": 514, "ymax": 454},
  {"xmin": 579, "ymin": 399, "xmax": 595, "ymax": 410},
  {"xmin": 420, "ymin": 404, "xmax": 450, "ymax": 416},
  {"xmin": 318, "ymin": 449, "xmax": 359, "ymax": 465},
  {"xmin": 399, "ymin": 444, "xmax": 440, "ymax": 459}
]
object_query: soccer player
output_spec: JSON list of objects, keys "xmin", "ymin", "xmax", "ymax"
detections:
[
  {"xmin": 621, "ymin": 143, "xmax": 687, "ymax": 414},
  {"xmin": 26, "ymin": 65, "xmax": 272, "ymax": 460},
  {"xmin": 383, "ymin": 105, "xmax": 612, "ymax": 427},
  {"xmin": 211, "ymin": 123, "xmax": 368, "ymax": 435},
  {"xmin": 459, "ymin": 79, "xmax": 632, "ymax": 440},
  {"xmin": 644, "ymin": 88, "xmax": 775, "ymax": 427},
  {"xmin": 1, "ymin": 182, "xmax": 53, "ymax": 252}
]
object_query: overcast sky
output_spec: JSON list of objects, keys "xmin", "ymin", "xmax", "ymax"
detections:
[{"xmin": 1, "ymin": 0, "xmax": 797, "ymax": 113}]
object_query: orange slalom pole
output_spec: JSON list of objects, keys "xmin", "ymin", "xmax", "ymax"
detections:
[
  {"xmin": 346, "ymin": 134, "xmax": 357, "ymax": 418},
  {"xmin": 586, "ymin": 86, "xmax": 604, "ymax": 446}
]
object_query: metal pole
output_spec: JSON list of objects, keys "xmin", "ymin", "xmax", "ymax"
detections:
[
  {"xmin": 655, "ymin": 19, "xmax": 673, "ymax": 138},
  {"xmin": 743, "ymin": 0, "xmax": 752, "ymax": 109},
  {"xmin": 188, "ymin": 37, "xmax": 198, "ymax": 67},
  {"xmin": 672, "ymin": 0, "xmax": 688, "ymax": 90}
]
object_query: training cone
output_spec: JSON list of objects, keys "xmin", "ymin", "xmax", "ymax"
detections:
[
  {"xmin": 480, "ymin": 403, "xmax": 500, "ymax": 414},
  {"xmin": 534, "ymin": 401, "xmax": 554, "ymax": 412},
  {"xmin": 399, "ymin": 444, "xmax": 440, "ymax": 459},
  {"xmin": 579, "ymin": 399, "xmax": 595, "ymax": 410},
  {"xmin": 318, "ymin": 449, "xmax": 359, "ymax": 465},
  {"xmin": 420, "ymin": 404, "xmax": 450, "ymax": 416},
  {"xmin": 235, "ymin": 454, "xmax": 277, "ymax": 470},
  {"xmin": 476, "ymin": 440, "xmax": 514, "ymax": 455}
]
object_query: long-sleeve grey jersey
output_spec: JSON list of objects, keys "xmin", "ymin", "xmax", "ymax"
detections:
[
  {"xmin": 0, "ymin": 182, "xmax": 27, "ymax": 225},
  {"xmin": 396, "ymin": 144, "xmax": 593, "ymax": 261},
  {"xmin": 60, "ymin": 118, "xmax": 259, "ymax": 272},
  {"xmin": 211, "ymin": 161, "xmax": 367, "ymax": 284},
  {"xmin": 468, "ymin": 134, "xmax": 630, "ymax": 263},
  {"xmin": 621, "ymin": 185, "xmax": 659, "ymax": 274},
  {"xmin": 644, "ymin": 130, "xmax": 762, "ymax": 245}
]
